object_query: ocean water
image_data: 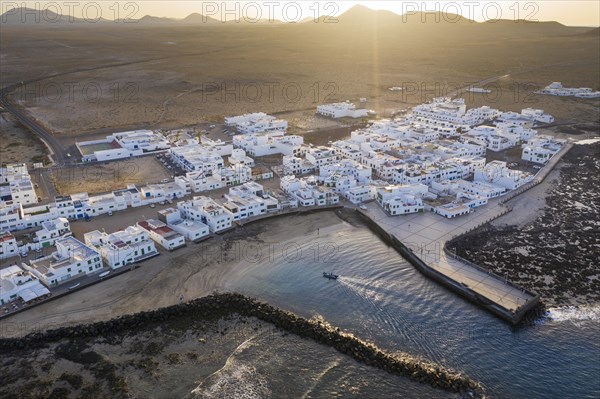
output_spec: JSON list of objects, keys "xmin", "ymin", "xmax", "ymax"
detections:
[{"xmin": 200, "ymin": 222, "xmax": 600, "ymax": 398}]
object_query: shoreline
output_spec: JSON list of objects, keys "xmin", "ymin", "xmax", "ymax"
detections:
[
  {"xmin": 0, "ymin": 210, "xmax": 349, "ymax": 337},
  {"xmin": 0, "ymin": 292, "xmax": 485, "ymax": 398},
  {"xmin": 449, "ymin": 142, "xmax": 600, "ymax": 308}
]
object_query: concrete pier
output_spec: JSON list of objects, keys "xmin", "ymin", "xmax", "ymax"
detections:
[
  {"xmin": 357, "ymin": 201, "xmax": 539, "ymax": 324},
  {"xmin": 357, "ymin": 143, "xmax": 574, "ymax": 324}
]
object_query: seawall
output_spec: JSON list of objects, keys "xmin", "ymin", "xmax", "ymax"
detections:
[
  {"xmin": 355, "ymin": 209, "xmax": 539, "ymax": 325},
  {"xmin": 0, "ymin": 292, "xmax": 485, "ymax": 397}
]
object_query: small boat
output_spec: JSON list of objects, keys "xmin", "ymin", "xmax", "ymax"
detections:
[
  {"xmin": 99, "ymin": 271, "xmax": 111, "ymax": 278},
  {"xmin": 323, "ymin": 272, "xmax": 339, "ymax": 280},
  {"xmin": 68, "ymin": 283, "xmax": 80, "ymax": 290}
]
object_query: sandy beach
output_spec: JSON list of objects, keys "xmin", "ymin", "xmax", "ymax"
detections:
[{"xmin": 0, "ymin": 211, "xmax": 347, "ymax": 339}]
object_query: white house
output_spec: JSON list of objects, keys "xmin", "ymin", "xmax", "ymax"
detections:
[
  {"xmin": 77, "ymin": 130, "xmax": 169, "ymax": 162},
  {"xmin": 0, "ymin": 265, "xmax": 50, "ymax": 305},
  {"xmin": 26, "ymin": 237, "xmax": 103, "ymax": 287},
  {"xmin": 317, "ymin": 101, "xmax": 368, "ymax": 118},
  {"xmin": 0, "ymin": 163, "xmax": 37, "ymax": 206},
  {"xmin": 228, "ymin": 149, "xmax": 255, "ymax": 168},
  {"xmin": 178, "ymin": 196, "xmax": 234, "ymax": 233},
  {"xmin": 137, "ymin": 219, "xmax": 186, "ymax": 251},
  {"xmin": 474, "ymin": 161, "xmax": 534, "ymax": 190},
  {"xmin": 305, "ymin": 146, "xmax": 341, "ymax": 168},
  {"xmin": 170, "ymin": 144, "xmax": 224, "ymax": 172},
  {"xmin": 282, "ymin": 156, "xmax": 315, "ymax": 175},
  {"xmin": 375, "ymin": 184, "xmax": 428, "ymax": 215},
  {"xmin": 0, "ymin": 232, "xmax": 18, "ymax": 260},
  {"xmin": 84, "ymin": 225, "xmax": 158, "ymax": 269},
  {"xmin": 158, "ymin": 208, "xmax": 210, "ymax": 242},
  {"xmin": 225, "ymin": 113, "xmax": 288, "ymax": 134},
  {"xmin": 344, "ymin": 185, "xmax": 376, "ymax": 204},
  {"xmin": 32, "ymin": 217, "xmax": 71, "ymax": 248}
]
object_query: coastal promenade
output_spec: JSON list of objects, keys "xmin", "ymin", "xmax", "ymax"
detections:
[
  {"xmin": 358, "ymin": 143, "xmax": 574, "ymax": 324},
  {"xmin": 358, "ymin": 200, "xmax": 537, "ymax": 322}
]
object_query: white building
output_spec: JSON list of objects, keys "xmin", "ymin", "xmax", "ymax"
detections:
[
  {"xmin": 222, "ymin": 182, "xmax": 280, "ymax": 220},
  {"xmin": 178, "ymin": 196, "xmax": 234, "ymax": 233},
  {"xmin": 0, "ymin": 232, "xmax": 18, "ymax": 260},
  {"xmin": 474, "ymin": 161, "xmax": 534, "ymax": 190},
  {"xmin": 344, "ymin": 185, "xmax": 376, "ymax": 204},
  {"xmin": 535, "ymin": 82, "xmax": 600, "ymax": 99},
  {"xmin": 521, "ymin": 108, "xmax": 555, "ymax": 124},
  {"xmin": 0, "ymin": 163, "xmax": 37, "ymax": 206},
  {"xmin": 225, "ymin": 113, "xmax": 288, "ymax": 134},
  {"xmin": 521, "ymin": 136, "xmax": 563, "ymax": 164},
  {"xmin": 170, "ymin": 144, "xmax": 224, "ymax": 173},
  {"xmin": 375, "ymin": 184, "xmax": 428, "ymax": 215},
  {"xmin": 158, "ymin": 208, "xmax": 209, "ymax": 242},
  {"xmin": 409, "ymin": 97, "xmax": 499, "ymax": 133},
  {"xmin": 34, "ymin": 217, "xmax": 71, "ymax": 248},
  {"xmin": 84, "ymin": 225, "xmax": 158, "ymax": 269},
  {"xmin": 137, "ymin": 219, "xmax": 186, "ymax": 251},
  {"xmin": 0, "ymin": 265, "xmax": 50, "ymax": 305},
  {"xmin": 77, "ymin": 130, "xmax": 169, "ymax": 162},
  {"xmin": 456, "ymin": 180, "xmax": 506, "ymax": 199},
  {"xmin": 282, "ymin": 156, "xmax": 315, "ymax": 175},
  {"xmin": 228, "ymin": 149, "xmax": 255, "ymax": 168},
  {"xmin": 305, "ymin": 146, "xmax": 341, "ymax": 168},
  {"xmin": 233, "ymin": 132, "xmax": 303, "ymax": 157},
  {"xmin": 0, "ymin": 203, "xmax": 24, "ymax": 232},
  {"xmin": 317, "ymin": 101, "xmax": 369, "ymax": 118},
  {"xmin": 26, "ymin": 237, "xmax": 102, "ymax": 287},
  {"xmin": 311, "ymin": 186, "xmax": 340, "ymax": 206}
]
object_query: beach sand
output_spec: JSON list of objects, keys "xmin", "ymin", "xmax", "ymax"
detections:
[{"xmin": 0, "ymin": 211, "xmax": 347, "ymax": 339}]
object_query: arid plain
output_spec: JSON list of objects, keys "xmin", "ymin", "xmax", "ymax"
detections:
[{"xmin": 2, "ymin": 12, "xmax": 599, "ymax": 138}]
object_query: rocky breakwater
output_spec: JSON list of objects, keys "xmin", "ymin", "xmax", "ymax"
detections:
[{"xmin": 0, "ymin": 293, "xmax": 486, "ymax": 397}]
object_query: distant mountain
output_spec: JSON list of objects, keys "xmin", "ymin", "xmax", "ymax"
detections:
[
  {"xmin": 136, "ymin": 15, "xmax": 179, "ymax": 24},
  {"xmin": 0, "ymin": 4, "xmax": 595, "ymax": 36},
  {"xmin": 0, "ymin": 7, "xmax": 108, "ymax": 25},
  {"xmin": 180, "ymin": 13, "xmax": 220, "ymax": 25}
]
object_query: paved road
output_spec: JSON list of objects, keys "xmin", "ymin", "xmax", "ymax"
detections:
[{"xmin": 0, "ymin": 84, "xmax": 68, "ymax": 165}]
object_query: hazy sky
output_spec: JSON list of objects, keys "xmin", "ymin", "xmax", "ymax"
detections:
[{"xmin": 5, "ymin": 1, "xmax": 600, "ymax": 26}]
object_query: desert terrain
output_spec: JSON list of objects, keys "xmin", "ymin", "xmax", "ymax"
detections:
[{"xmin": 1, "ymin": 11, "xmax": 599, "ymax": 139}]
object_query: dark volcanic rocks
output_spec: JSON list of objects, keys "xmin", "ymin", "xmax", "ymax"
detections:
[
  {"xmin": 449, "ymin": 143, "xmax": 600, "ymax": 306},
  {"xmin": 0, "ymin": 293, "xmax": 485, "ymax": 398}
]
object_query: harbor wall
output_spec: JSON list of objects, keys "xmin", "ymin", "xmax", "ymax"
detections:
[
  {"xmin": 354, "ymin": 210, "xmax": 539, "ymax": 325},
  {"xmin": 0, "ymin": 292, "xmax": 485, "ymax": 397}
]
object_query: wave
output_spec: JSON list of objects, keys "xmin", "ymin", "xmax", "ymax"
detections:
[
  {"xmin": 545, "ymin": 305, "xmax": 600, "ymax": 323},
  {"xmin": 574, "ymin": 137, "xmax": 600, "ymax": 145},
  {"xmin": 189, "ymin": 337, "xmax": 271, "ymax": 399}
]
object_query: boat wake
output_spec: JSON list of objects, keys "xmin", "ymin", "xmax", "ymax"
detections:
[{"xmin": 544, "ymin": 305, "xmax": 600, "ymax": 324}]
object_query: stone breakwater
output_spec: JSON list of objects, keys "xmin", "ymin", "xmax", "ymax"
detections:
[{"xmin": 0, "ymin": 293, "xmax": 485, "ymax": 397}]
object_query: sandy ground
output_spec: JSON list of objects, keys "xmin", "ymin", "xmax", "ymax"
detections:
[
  {"xmin": 0, "ymin": 211, "xmax": 345, "ymax": 338},
  {"xmin": 0, "ymin": 112, "xmax": 48, "ymax": 166},
  {"xmin": 1, "ymin": 23, "xmax": 597, "ymax": 136},
  {"xmin": 50, "ymin": 156, "xmax": 172, "ymax": 195}
]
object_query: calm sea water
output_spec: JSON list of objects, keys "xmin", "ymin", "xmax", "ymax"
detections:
[{"xmin": 208, "ymin": 222, "xmax": 599, "ymax": 399}]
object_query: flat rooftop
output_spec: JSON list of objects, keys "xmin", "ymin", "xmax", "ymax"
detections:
[{"xmin": 78, "ymin": 141, "xmax": 122, "ymax": 155}]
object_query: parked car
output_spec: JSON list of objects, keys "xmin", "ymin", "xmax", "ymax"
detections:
[
  {"xmin": 108, "ymin": 211, "xmax": 113, "ymax": 216},
  {"xmin": 150, "ymin": 204, "xmax": 156, "ymax": 208},
  {"xmin": 160, "ymin": 179, "xmax": 169, "ymax": 183},
  {"xmin": 359, "ymin": 205, "xmax": 368, "ymax": 210}
]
